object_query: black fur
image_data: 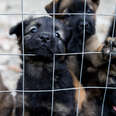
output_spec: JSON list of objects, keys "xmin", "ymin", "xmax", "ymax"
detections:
[
  {"xmin": 98, "ymin": 84, "xmax": 116, "ymax": 116},
  {"xmin": 63, "ymin": 1, "xmax": 96, "ymax": 53},
  {"xmin": 10, "ymin": 16, "xmax": 78, "ymax": 116},
  {"xmin": 63, "ymin": 0, "xmax": 97, "ymax": 80},
  {"xmin": 45, "ymin": 0, "xmax": 99, "ymax": 78}
]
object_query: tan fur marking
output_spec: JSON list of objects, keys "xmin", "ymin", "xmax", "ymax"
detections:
[
  {"xmin": 46, "ymin": 0, "xmax": 72, "ymax": 13},
  {"xmin": 69, "ymin": 70, "xmax": 86, "ymax": 110},
  {"xmin": 85, "ymin": 35, "xmax": 102, "ymax": 52},
  {"xmin": 96, "ymin": 44, "xmax": 104, "ymax": 52},
  {"xmin": 45, "ymin": 1, "xmax": 53, "ymax": 13},
  {"xmin": 88, "ymin": 0, "xmax": 99, "ymax": 11},
  {"xmin": 67, "ymin": 56, "xmax": 79, "ymax": 75},
  {"xmin": 59, "ymin": 0, "xmax": 72, "ymax": 13},
  {"xmin": 106, "ymin": 37, "xmax": 113, "ymax": 42}
]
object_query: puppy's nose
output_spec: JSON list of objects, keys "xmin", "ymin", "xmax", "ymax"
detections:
[
  {"xmin": 40, "ymin": 33, "xmax": 50, "ymax": 43},
  {"xmin": 78, "ymin": 21, "xmax": 89, "ymax": 30}
]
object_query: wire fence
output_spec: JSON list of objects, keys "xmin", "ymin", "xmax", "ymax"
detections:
[{"xmin": 0, "ymin": 0, "xmax": 116, "ymax": 116}]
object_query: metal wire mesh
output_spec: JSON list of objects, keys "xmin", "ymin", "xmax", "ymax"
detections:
[{"xmin": 0, "ymin": 0, "xmax": 116, "ymax": 116}]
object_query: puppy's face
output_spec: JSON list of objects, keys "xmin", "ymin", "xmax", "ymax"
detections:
[
  {"xmin": 10, "ymin": 17, "xmax": 70, "ymax": 61},
  {"xmin": 45, "ymin": 0, "xmax": 99, "ymax": 38},
  {"xmin": 66, "ymin": 14, "xmax": 96, "ymax": 39}
]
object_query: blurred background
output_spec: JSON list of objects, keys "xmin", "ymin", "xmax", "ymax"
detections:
[{"xmin": 0, "ymin": 0, "xmax": 115, "ymax": 90}]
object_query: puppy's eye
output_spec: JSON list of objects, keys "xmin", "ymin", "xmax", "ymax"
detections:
[
  {"xmin": 55, "ymin": 32, "xmax": 61, "ymax": 38},
  {"xmin": 30, "ymin": 26, "xmax": 38, "ymax": 33}
]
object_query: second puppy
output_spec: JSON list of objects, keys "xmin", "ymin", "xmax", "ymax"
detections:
[
  {"xmin": 10, "ymin": 16, "xmax": 88, "ymax": 116},
  {"xmin": 45, "ymin": 0, "xmax": 100, "ymax": 77}
]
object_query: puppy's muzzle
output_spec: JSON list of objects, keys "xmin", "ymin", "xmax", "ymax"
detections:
[
  {"xmin": 78, "ymin": 21, "xmax": 90, "ymax": 31},
  {"xmin": 39, "ymin": 32, "xmax": 52, "ymax": 47}
]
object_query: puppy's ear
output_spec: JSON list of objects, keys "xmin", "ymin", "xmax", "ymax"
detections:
[
  {"xmin": 45, "ymin": 1, "xmax": 54, "ymax": 14},
  {"xmin": 91, "ymin": 0, "xmax": 100, "ymax": 6},
  {"xmin": 9, "ymin": 22, "xmax": 23, "ymax": 37},
  {"xmin": 9, "ymin": 19, "xmax": 30, "ymax": 37},
  {"xmin": 9, "ymin": 19, "xmax": 30, "ymax": 45},
  {"xmin": 45, "ymin": 0, "xmax": 71, "ymax": 18},
  {"xmin": 45, "ymin": 0, "xmax": 63, "ymax": 13}
]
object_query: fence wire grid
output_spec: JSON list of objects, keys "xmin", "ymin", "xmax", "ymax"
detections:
[{"xmin": 0, "ymin": 0, "xmax": 116, "ymax": 116}]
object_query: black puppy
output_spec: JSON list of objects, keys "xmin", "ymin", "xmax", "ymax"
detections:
[
  {"xmin": 61, "ymin": 0, "xmax": 99, "ymax": 78},
  {"xmin": 10, "ymin": 16, "xmax": 87, "ymax": 116}
]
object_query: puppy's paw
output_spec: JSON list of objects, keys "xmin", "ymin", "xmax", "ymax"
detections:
[{"xmin": 102, "ymin": 37, "xmax": 116, "ymax": 60}]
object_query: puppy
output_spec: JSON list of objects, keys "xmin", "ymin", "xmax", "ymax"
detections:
[
  {"xmin": 85, "ymin": 27, "xmax": 116, "ymax": 115},
  {"xmin": 45, "ymin": 1, "xmax": 103, "ymax": 114},
  {"xmin": 94, "ymin": 13, "xmax": 116, "ymax": 84},
  {"xmin": 85, "ymin": 8, "xmax": 116, "ymax": 68},
  {"xmin": 9, "ymin": 16, "xmax": 90, "ymax": 116},
  {"xmin": 45, "ymin": 0, "xmax": 100, "ymax": 77},
  {"xmin": 96, "ymin": 15, "xmax": 116, "ymax": 115},
  {"xmin": 45, "ymin": 0, "xmax": 99, "ymax": 51},
  {"xmin": 0, "ymin": 75, "xmax": 14, "ymax": 116}
]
